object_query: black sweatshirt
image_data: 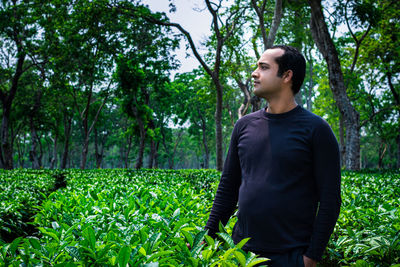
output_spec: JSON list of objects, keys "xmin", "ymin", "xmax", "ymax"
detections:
[{"xmin": 205, "ymin": 105, "xmax": 341, "ymax": 261}]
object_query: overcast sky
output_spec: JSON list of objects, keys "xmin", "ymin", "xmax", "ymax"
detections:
[{"xmin": 142, "ymin": 0, "xmax": 213, "ymax": 75}]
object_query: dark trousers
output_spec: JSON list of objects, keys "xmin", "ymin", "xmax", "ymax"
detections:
[{"xmin": 246, "ymin": 247, "xmax": 307, "ymax": 267}]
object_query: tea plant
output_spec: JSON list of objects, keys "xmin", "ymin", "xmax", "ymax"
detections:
[
  {"xmin": 322, "ymin": 170, "xmax": 400, "ymax": 266},
  {"xmin": 0, "ymin": 169, "xmax": 268, "ymax": 266},
  {"xmin": 0, "ymin": 169, "xmax": 399, "ymax": 266},
  {"xmin": 0, "ymin": 169, "xmax": 57, "ymax": 243}
]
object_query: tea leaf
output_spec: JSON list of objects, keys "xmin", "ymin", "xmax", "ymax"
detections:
[{"xmin": 118, "ymin": 246, "xmax": 131, "ymax": 267}]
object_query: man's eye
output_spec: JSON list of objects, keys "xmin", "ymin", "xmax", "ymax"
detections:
[{"xmin": 261, "ymin": 66, "xmax": 268, "ymax": 70}]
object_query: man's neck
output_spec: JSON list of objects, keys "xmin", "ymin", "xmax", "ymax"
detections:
[{"xmin": 266, "ymin": 97, "xmax": 298, "ymax": 114}]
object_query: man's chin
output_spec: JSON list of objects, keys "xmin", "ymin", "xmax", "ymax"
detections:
[{"xmin": 253, "ymin": 89, "xmax": 263, "ymax": 98}]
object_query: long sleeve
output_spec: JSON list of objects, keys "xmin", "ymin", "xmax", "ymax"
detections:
[
  {"xmin": 205, "ymin": 121, "xmax": 242, "ymax": 238},
  {"xmin": 305, "ymin": 120, "xmax": 342, "ymax": 261}
]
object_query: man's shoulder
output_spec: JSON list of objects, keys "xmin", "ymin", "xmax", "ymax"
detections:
[
  {"xmin": 235, "ymin": 109, "xmax": 263, "ymax": 127},
  {"xmin": 299, "ymin": 107, "xmax": 330, "ymax": 127},
  {"xmin": 299, "ymin": 108, "xmax": 336, "ymax": 140}
]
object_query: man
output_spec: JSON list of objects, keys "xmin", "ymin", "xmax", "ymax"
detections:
[{"xmin": 205, "ymin": 45, "xmax": 341, "ymax": 267}]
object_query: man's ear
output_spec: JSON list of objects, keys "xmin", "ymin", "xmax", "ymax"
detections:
[{"xmin": 283, "ymin": 70, "xmax": 293, "ymax": 83}]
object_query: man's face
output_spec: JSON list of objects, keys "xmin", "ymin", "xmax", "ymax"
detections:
[{"xmin": 252, "ymin": 48, "xmax": 285, "ymax": 98}]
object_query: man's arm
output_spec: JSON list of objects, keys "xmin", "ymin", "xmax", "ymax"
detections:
[
  {"xmin": 205, "ymin": 121, "xmax": 242, "ymax": 237},
  {"xmin": 303, "ymin": 255, "xmax": 317, "ymax": 267},
  {"xmin": 304, "ymin": 120, "xmax": 341, "ymax": 262}
]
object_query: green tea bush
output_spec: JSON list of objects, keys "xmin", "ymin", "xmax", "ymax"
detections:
[
  {"xmin": 0, "ymin": 169, "xmax": 399, "ymax": 266},
  {"xmin": 322, "ymin": 170, "xmax": 400, "ymax": 266},
  {"xmin": 0, "ymin": 169, "xmax": 57, "ymax": 243},
  {"xmin": 0, "ymin": 169, "xmax": 267, "ymax": 266}
]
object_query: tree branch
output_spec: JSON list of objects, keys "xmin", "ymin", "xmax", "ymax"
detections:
[
  {"xmin": 205, "ymin": 0, "xmax": 223, "ymax": 75},
  {"xmin": 142, "ymin": 11, "xmax": 213, "ymax": 77},
  {"xmin": 88, "ymin": 81, "xmax": 112, "ymax": 136},
  {"xmin": 349, "ymin": 24, "xmax": 371, "ymax": 73},
  {"xmin": 344, "ymin": 0, "xmax": 357, "ymax": 42},
  {"xmin": 251, "ymin": 0, "xmax": 268, "ymax": 50},
  {"xmin": 360, "ymin": 106, "xmax": 394, "ymax": 128},
  {"xmin": 266, "ymin": 0, "xmax": 283, "ymax": 48}
]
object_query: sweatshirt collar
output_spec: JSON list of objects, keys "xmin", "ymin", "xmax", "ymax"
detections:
[{"xmin": 261, "ymin": 104, "xmax": 302, "ymax": 119}]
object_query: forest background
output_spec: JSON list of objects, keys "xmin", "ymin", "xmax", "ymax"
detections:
[{"xmin": 0, "ymin": 0, "xmax": 399, "ymax": 171}]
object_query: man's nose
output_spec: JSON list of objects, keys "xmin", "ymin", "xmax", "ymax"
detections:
[{"xmin": 251, "ymin": 70, "xmax": 258, "ymax": 78}]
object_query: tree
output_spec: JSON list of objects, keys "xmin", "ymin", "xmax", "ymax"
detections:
[
  {"xmin": 14, "ymin": 67, "xmax": 47, "ymax": 168},
  {"xmin": 357, "ymin": 0, "xmax": 400, "ymax": 167},
  {"xmin": 172, "ymin": 70, "xmax": 216, "ymax": 168},
  {"xmin": 252, "ymin": 0, "xmax": 283, "ymax": 51},
  {"xmin": 127, "ymin": 0, "xmax": 245, "ymax": 171},
  {"xmin": 114, "ymin": 6, "xmax": 178, "ymax": 169},
  {"xmin": 59, "ymin": 1, "xmax": 119, "ymax": 169},
  {"xmin": 0, "ymin": 0, "xmax": 43, "ymax": 169},
  {"xmin": 308, "ymin": 0, "xmax": 361, "ymax": 170}
]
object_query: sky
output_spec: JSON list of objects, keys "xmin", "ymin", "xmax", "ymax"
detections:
[
  {"xmin": 140, "ymin": 1, "xmax": 349, "ymax": 76},
  {"xmin": 142, "ymin": 0, "xmax": 213, "ymax": 75}
]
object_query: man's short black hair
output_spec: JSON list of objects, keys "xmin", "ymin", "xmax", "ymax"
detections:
[{"xmin": 270, "ymin": 45, "xmax": 306, "ymax": 95}]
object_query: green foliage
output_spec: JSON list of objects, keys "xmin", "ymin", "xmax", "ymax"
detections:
[
  {"xmin": 2, "ymin": 0, "xmax": 399, "ymax": 170},
  {"xmin": 322, "ymin": 170, "xmax": 400, "ymax": 266},
  {"xmin": 0, "ymin": 169, "xmax": 268, "ymax": 265},
  {"xmin": 0, "ymin": 170, "xmax": 57, "ymax": 242},
  {"xmin": 312, "ymin": 62, "xmax": 341, "ymax": 138},
  {"xmin": 171, "ymin": 70, "xmax": 216, "ymax": 165},
  {"xmin": 0, "ymin": 169, "xmax": 399, "ymax": 265}
]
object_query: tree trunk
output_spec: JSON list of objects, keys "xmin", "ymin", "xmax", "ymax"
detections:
[
  {"xmin": 172, "ymin": 129, "xmax": 184, "ymax": 169},
  {"xmin": 202, "ymin": 130, "xmax": 210, "ymax": 169},
  {"xmin": 94, "ymin": 128, "xmax": 99, "ymax": 167},
  {"xmin": 29, "ymin": 114, "xmax": 41, "ymax": 169},
  {"xmin": 124, "ymin": 135, "xmax": 133, "ymax": 168},
  {"xmin": 0, "ymin": 50, "xmax": 26, "ymax": 169},
  {"xmin": 38, "ymin": 134, "xmax": 44, "ymax": 167},
  {"xmin": 397, "ymin": 130, "xmax": 400, "ymax": 168},
  {"xmin": 93, "ymin": 128, "xmax": 107, "ymax": 169},
  {"xmin": 154, "ymin": 141, "xmax": 159, "ymax": 169},
  {"xmin": 147, "ymin": 119, "xmax": 156, "ymax": 169},
  {"xmin": 198, "ymin": 109, "xmax": 210, "ymax": 169},
  {"xmin": 0, "ymin": 115, "xmax": 14, "ymax": 169},
  {"xmin": 77, "ymin": 85, "xmax": 108, "ymax": 169},
  {"xmin": 135, "ymin": 124, "xmax": 146, "ymax": 169},
  {"xmin": 16, "ymin": 133, "xmax": 26, "ymax": 168},
  {"xmin": 378, "ymin": 141, "xmax": 387, "ymax": 169},
  {"xmin": 94, "ymin": 128, "xmax": 104, "ymax": 168},
  {"xmin": 215, "ymin": 81, "xmax": 223, "ymax": 171},
  {"xmin": 251, "ymin": 96, "xmax": 262, "ymax": 112},
  {"xmin": 236, "ymin": 78, "xmax": 251, "ymax": 119},
  {"xmin": 295, "ymin": 93, "xmax": 303, "ymax": 107},
  {"xmin": 30, "ymin": 90, "xmax": 44, "ymax": 169},
  {"xmin": 160, "ymin": 127, "xmax": 173, "ymax": 169},
  {"xmin": 339, "ymin": 114, "xmax": 346, "ymax": 167},
  {"xmin": 99, "ymin": 141, "xmax": 104, "ymax": 168},
  {"xmin": 309, "ymin": 0, "xmax": 360, "ymax": 170},
  {"xmin": 266, "ymin": 0, "xmax": 283, "ymax": 49},
  {"xmin": 148, "ymin": 138, "xmax": 156, "ymax": 169},
  {"xmin": 79, "ymin": 89, "xmax": 91, "ymax": 170},
  {"xmin": 67, "ymin": 149, "xmax": 72, "ymax": 168},
  {"xmin": 251, "ymin": 0, "xmax": 283, "ymax": 50},
  {"xmin": 80, "ymin": 135, "xmax": 90, "ymax": 169},
  {"xmin": 61, "ymin": 112, "xmax": 72, "ymax": 169},
  {"xmin": 306, "ymin": 50, "xmax": 314, "ymax": 111},
  {"xmin": 50, "ymin": 134, "xmax": 58, "ymax": 169},
  {"xmin": 251, "ymin": 0, "xmax": 268, "ymax": 50},
  {"xmin": 385, "ymin": 71, "xmax": 400, "ymax": 168},
  {"xmin": 47, "ymin": 139, "xmax": 52, "ymax": 166}
]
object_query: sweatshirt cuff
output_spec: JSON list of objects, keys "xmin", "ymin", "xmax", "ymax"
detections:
[
  {"xmin": 304, "ymin": 247, "xmax": 322, "ymax": 262},
  {"xmin": 204, "ymin": 226, "xmax": 218, "ymax": 239}
]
